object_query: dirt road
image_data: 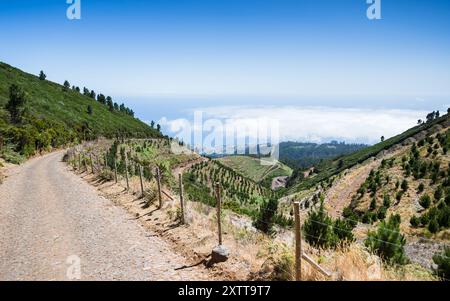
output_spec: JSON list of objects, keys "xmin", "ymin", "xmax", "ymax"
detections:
[{"xmin": 0, "ymin": 151, "xmax": 210, "ymax": 281}]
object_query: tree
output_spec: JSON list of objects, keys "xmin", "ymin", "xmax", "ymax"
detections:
[
  {"xmin": 83, "ymin": 87, "xmax": 90, "ymax": 96},
  {"xmin": 63, "ymin": 80, "xmax": 70, "ymax": 92},
  {"xmin": 253, "ymin": 197, "xmax": 278, "ymax": 234},
  {"xmin": 428, "ymin": 218, "xmax": 439, "ymax": 233},
  {"xmin": 39, "ymin": 70, "xmax": 46, "ymax": 80},
  {"xmin": 401, "ymin": 179, "xmax": 409, "ymax": 192},
  {"xmin": 89, "ymin": 90, "xmax": 96, "ymax": 99},
  {"xmin": 150, "ymin": 120, "xmax": 155, "ymax": 128},
  {"xmin": 419, "ymin": 194, "xmax": 431, "ymax": 208},
  {"xmin": 433, "ymin": 247, "xmax": 450, "ymax": 280},
  {"xmin": 113, "ymin": 102, "xmax": 119, "ymax": 111},
  {"xmin": 365, "ymin": 214, "xmax": 407, "ymax": 265},
  {"xmin": 6, "ymin": 84, "xmax": 27, "ymax": 124},
  {"xmin": 156, "ymin": 124, "xmax": 161, "ymax": 132},
  {"xmin": 87, "ymin": 105, "xmax": 93, "ymax": 115},
  {"xmin": 381, "ymin": 136, "xmax": 385, "ymax": 142},
  {"xmin": 106, "ymin": 98, "xmax": 114, "ymax": 112},
  {"xmin": 303, "ymin": 202, "xmax": 336, "ymax": 248},
  {"xmin": 97, "ymin": 94, "xmax": 106, "ymax": 104}
]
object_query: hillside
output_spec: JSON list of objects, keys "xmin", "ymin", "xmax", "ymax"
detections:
[
  {"xmin": 279, "ymin": 111, "xmax": 450, "ymax": 272},
  {"xmin": 0, "ymin": 62, "xmax": 161, "ymax": 162},
  {"xmin": 287, "ymin": 113, "xmax": 450, "ymax": 194},
  {"xmin": 279, "ymin": 141, "xmax": 367, "ymax": 170},
  {"xmin": 215, "ymin": 155, "xmax": 292, "ymax": 188}
]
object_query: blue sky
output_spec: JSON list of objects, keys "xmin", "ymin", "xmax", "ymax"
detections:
[{"xmin": 1, "ymin": 0, "xmax": 449, "ymax": 144}]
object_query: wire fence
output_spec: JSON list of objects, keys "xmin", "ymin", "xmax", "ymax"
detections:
[{"xmin": 67, "ymin": 143, "xmax": 450, "ymax": 281}]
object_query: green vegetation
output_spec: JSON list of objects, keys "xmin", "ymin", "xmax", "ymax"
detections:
[
  {"xmin": 433, "ymin": 247, "xmax": 450, "ymax": 280},
  {"xmin": 303, "ymin": 201, "xmax": 355, "ymax": 249},
  {"xmin": 287, "ymin": 112, "xmax": 450, "ymax": 194},
  {"xmin": 184, "ymin": 160, "xmax": 282, "ymax": 219},
  {"xmin": 0, "ymin": 62, "xmax": 161, "ymax": 161},
  {"xmin": 216, "ymin": 155, "xmax": 292, "ymax": 187},
  {"xmin": 279, "ymin": 141, "xmax": 367, "ymax": 170},
  {"xmin": 365, "ymin": 214, "xmax": 407, "ymax": 265}
]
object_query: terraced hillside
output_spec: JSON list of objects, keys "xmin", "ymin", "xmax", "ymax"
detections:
[{"xmin": 216, "ymin": 155, "xmax": 292, "ymax": 188}]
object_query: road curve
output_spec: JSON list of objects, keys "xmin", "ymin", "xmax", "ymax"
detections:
[{"xmin": 0, "ymin": 151, "xmax": 209, "ymax": 280}]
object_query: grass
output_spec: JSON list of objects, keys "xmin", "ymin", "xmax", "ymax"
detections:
[{"xmin": 216, "ymin": 155, "xmax": 292, "ymax": 186}]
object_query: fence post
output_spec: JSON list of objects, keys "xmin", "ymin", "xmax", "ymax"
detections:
[
  {"xmin": 294, "ymin": 202, "xmax": 302, "ymax": 281},
  {"xmin": 156, "ymin": 167, "xmax": 163, "ymax": 209},
  {"xmin": 124, "ymin": 152, "xmax": 130, "ymax": 191},
  {"xmin": 89, "ymin": 154, "xmax": 94, "ymax": 174},
  {"xmin": 214, "ymin": 183, "xmax": 223, "ymax": 246},
  {"xmin": 178, "ymin": 173, "xmax": 185, "ymax": 224},
  {"xmin": 139, "ymin": 165, "xmax": 144, "ymax": 198},
  {"xmin": 114, "ymin": 158, "xmax": 118, "ymax": 183},
  {"xmin": 78, "ymin": 153, "xmax": 81, "ymax": 171}
]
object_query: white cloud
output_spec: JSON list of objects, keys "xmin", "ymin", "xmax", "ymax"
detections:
[{"xmin": 160, "ymin": 105, "xmax": 427, "ymax": 146}]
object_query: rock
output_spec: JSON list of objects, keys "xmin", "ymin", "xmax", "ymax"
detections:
[{"xmin": 211, "ymin": 245, "xmax": 229, "ymax": 264}]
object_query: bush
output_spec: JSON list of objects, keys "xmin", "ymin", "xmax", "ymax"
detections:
[
  {"xmin": 433, "ymin": 247, "xmax": 450, "ymax": 280},
  {"xmin": 417, "ymin": 183, "xmax": 425, "ymax": 193},
  {"xmin": 303, "ymin": 202, "xmax": 355, "ymax": 249},
  {"xmin": 253, "ymin": 198, "xmax": 278, "ymax": 234},
  {"xmin": 419, "ymin": 194, "xmax": 431, "ymax": 208},
  {"xmin": 365, "ymin": 214, "xmax": 407, "ymax": 265},
  {"xmin": 410, "ymin": 216, "xmax": 420, "ymax": 227},
  {"xmin": 383, "ymin": 194, "xmax": 391, "ymax": 208},
  {"xmin": 303, "ymin": 202, "xmax": 336, "ymax": 248},
  {"xmin": 428, "ymin": 218, "xmax": 439, "ymax": 233}
]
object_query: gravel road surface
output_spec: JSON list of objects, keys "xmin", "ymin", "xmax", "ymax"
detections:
[{"xmin": 0, "ymin": 151, "xmax": 210, "ymax": 281}]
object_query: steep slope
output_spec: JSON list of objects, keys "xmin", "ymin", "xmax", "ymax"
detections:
[
  {"xmin": 0, "ymin": 62, "xmax": 161, "ymax": 161},
  {"xmin": 287, "ymin": 113, "xmax": 450, "ymax": 194}
]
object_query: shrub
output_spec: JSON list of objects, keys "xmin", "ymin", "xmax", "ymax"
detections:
[
  {"xmin": 253, "ymin": 198, "xmax": 278, "ymax": 234},
  {"xmin": 377, "ymin": 206, "xmax": 387, "ymax": 220},
  {"xmin": 428, "ymin": 218, "xmax": 439, "ymax": 233},
  {"xmin": 410, "ymin": 216, "xmax": 420, "ymax": 228},
  {"xmin": 365, "ymin": 214, "xmax": 407, "ymax": 265},
  {"xmin": 303, "ymin": 202, "xmax": 336, "ymax": 248},
  {"xmin": 417, "ymin": 183, "xmax": 425, "ymax": 193},
  {"xmin": 370, "ymin": 198, "xmax": 377, "ymax": 211},
  {"xmin": 401, "ymin": 179, "xmax": 409, "ymax": 192},
  {"xmin": 419, "ymin": 194, "xmax": 431, "ymax": 208},
  {"xmin": 333, "ymin": 218, "xmax": 355, "ymax": 245},
  {"xmin": 383, "ymin": 194, "xmax": 391, "ymax": 208},
  {"xmin": 433, "ymin": 247, "xmax": 450, "ymax": 280}
]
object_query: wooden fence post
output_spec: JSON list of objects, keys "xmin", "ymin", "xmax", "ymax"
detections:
[
  {"xmin": 114, "ymin": 158, "xmax": 118, "ymax": 183},
  {"xmin": 178, "ymin": 173, "xmax": 185, "ymax": 224},
  {"xmin": 124, "ymin": 152, "xmax": 130, "ymax": 191},
  {"xmin": 139, "ymin": 165, "xmax": 144, "ymax": 198},
  {"xmin": 214, "ymin": 183, "xmax": 223, "ymax": 245},
  {"xmin": 156, "ymin": 167, "xmax": 162, "ymax": 209},
  {"xmin": 294, "ymin": 202, "xmax": 302, "ymax": 281}
]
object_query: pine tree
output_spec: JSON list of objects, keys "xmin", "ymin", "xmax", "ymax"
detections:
[
  {"xmin": 39, "ymin": 70, "xmax": 46, "ymax": 80},
  {"xmin": 365, "ymin": 214, "xmax": 407, "ymax": 265},
  {"xmin": 6, "ymin": 84, "xmax": 27, "ymax": 124}
]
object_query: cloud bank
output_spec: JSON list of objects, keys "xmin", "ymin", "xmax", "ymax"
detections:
[{"xmin": 159, "ymin": 106, "xmax": 427, "ymax": 146}]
